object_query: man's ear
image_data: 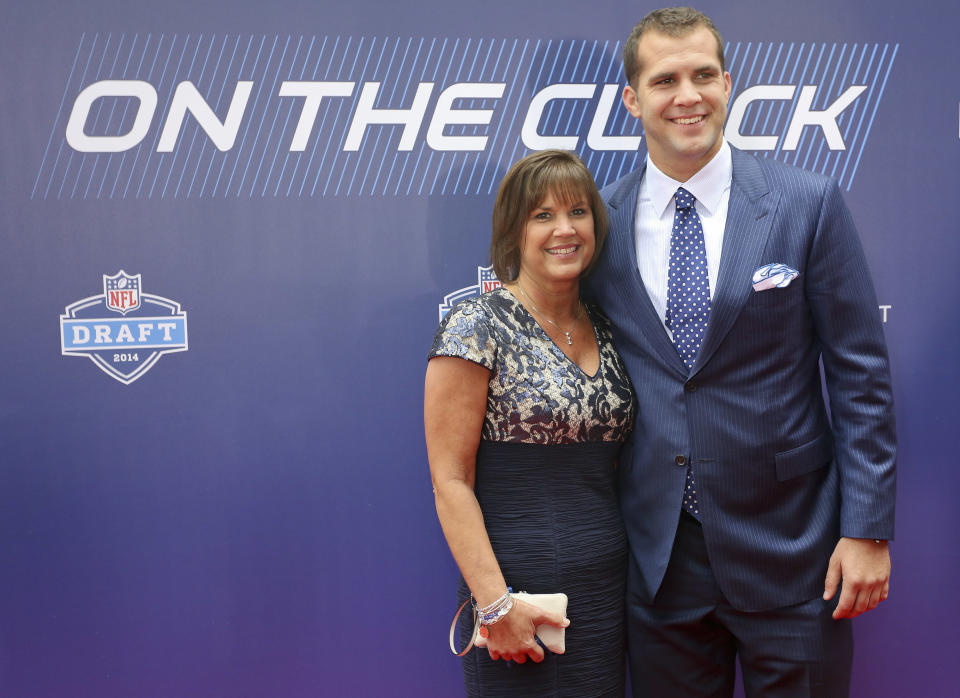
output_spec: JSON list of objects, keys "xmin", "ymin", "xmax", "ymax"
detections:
[{"xmin": 622, "ymin": 84, "xmax": 642, "ymax": 119}]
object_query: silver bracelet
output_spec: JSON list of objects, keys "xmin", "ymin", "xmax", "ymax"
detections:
[
  {"xmin": 475, "ymin": 588, "xmax": 514, "ymax": 625},
  {"xmin": 479, "ymin": 595, "xmax": 514, "ymax": 626},
  {"xmin": 476, "ymin": 589, "xmax": 511, "ymax": 615}
]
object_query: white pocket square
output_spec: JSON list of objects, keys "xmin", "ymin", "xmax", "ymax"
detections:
[{"xmin": 752, "ymin": 263, "xmax": 799, "ymax": 292}]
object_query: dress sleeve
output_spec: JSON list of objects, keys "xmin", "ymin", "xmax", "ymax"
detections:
[{"xmin": 427, "ymin": 298, "xmax": 497, "ymax": 370}]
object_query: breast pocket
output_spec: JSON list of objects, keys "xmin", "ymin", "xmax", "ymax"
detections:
[{"xmin": 747, "ymin": 279, "xmax": 802, "ymax": 311}]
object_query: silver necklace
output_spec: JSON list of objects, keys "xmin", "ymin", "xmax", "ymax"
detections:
[{"xmin": 516, "ymin": 283, "xmax": 582, "ymax": 345}]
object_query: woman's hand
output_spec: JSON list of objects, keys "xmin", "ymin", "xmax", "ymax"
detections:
[{"xmin": 482, "ymin": 599, "xmax": 569, "ymax": 663}]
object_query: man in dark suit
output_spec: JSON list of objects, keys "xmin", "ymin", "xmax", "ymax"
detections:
[{"xmin": 586, "ymin": 7, "xmax": 896, "ymax": 697}]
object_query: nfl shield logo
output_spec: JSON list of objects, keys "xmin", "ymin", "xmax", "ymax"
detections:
[
  {"xmin": 103, "ymin": 270, "xmax": 141, "ymax": 315},
  {"xmin": 478, "ymin": 265, "xmax": 502, "ymax": 293}
]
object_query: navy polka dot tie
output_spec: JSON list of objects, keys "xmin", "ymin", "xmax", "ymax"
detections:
[{"xmin": 667, "ymin": 187, "xmax": 710, "ymax": 518}]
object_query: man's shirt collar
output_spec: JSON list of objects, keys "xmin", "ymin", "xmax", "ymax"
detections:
[{"xmin": 645, "ymin": 140, "xmax": 732, "ymax": 217}]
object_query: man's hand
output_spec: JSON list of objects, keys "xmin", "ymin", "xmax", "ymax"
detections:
[{"xmin": 823, "ymin": 537, "xmax": 890, "ymax": 619}]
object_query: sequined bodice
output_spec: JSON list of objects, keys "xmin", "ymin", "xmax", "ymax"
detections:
[{"xmin": 429, "ymin": 287, "xmax": 635, "ymax": 444}]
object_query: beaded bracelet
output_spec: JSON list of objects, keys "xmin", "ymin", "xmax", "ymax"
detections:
[
  {"xmin": 480, "ymin": 596, "xmax": 514, "ymax": 626},
  {"xmin": 476, "ymin": 589, "xmax": 510, "ymax": 615},
  {"xmin": 475, "ymin": 587, "xmax": 515, "ymax": 626}
]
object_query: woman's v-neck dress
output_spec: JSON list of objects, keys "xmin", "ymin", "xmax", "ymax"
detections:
[{"xmin": 429, "ymin": 287, "xmax": 636, "ymax": 698}]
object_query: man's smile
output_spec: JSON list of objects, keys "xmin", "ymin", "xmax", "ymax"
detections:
[{"xmin": 671, "ymin": 115, "xmax": 706, "ymax": 126}]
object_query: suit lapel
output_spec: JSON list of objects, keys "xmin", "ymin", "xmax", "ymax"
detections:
[
  {"xmin": 694, "ymin": 147, "xmax": 779, "ymax": 373},
  {"xmin": 606, "ymin": 165, "xmax": 688, "ymax": 376}
]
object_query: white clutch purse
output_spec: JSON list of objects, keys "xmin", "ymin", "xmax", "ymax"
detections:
[{"xmin": 449, "ymin": 592, "xmax": 568, "ymax": 656}]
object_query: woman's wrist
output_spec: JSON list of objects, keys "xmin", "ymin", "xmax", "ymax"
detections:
[{"xmin": 475, "ymin": 587, "xmax": 514, "ymax": 625}]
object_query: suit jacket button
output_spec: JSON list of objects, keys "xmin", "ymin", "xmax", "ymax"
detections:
[
  {"xmin": 675, "ymin": 455, "xmax": 687, "ymax": 466},
  {"xmin": 684, "ymin": 381, "xmax": 697, "ymax": 393}
]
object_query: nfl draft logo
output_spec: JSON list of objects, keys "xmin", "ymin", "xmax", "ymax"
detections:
[
  {"xmin": 60, "ymin": 271, "xmax": 188, "ymax": 384},
  {"xmin": 438, "ymin": 265, "xmax": 502, "ymax": 321}
]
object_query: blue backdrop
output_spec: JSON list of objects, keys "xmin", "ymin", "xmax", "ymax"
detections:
[{"xmin": 2, "ymin": 0, "xmax": 957, "ymax": 695}]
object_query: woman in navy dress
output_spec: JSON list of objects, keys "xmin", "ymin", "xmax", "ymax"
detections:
[{"xmin": 425, "ymin": 150, "xmax": 636, "ymax": 697}]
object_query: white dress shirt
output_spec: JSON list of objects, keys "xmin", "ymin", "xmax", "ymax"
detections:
[{"xmin": 635, "ymin": 140, "xmax": 733, "ymax": 335}]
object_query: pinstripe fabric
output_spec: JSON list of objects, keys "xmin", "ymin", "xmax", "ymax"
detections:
[{"xmin": 584, "ymin": 146, "xmax": 896, "ymax": 612}]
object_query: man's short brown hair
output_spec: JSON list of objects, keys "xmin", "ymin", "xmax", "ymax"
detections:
[
  {"xmin": 622, "ymin": 7, "xmax": 725, "ymax": 88},
  {"xmin": 490, "ymin": 150, "xmax": 608, "ymax": 282}
]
